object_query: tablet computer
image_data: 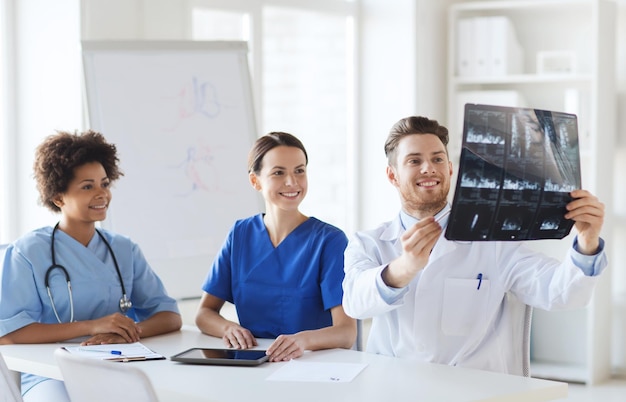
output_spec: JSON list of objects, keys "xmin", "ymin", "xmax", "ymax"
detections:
[{"xmin": 170, "ymin": 348, "xmax": 269, "ymax": 366}]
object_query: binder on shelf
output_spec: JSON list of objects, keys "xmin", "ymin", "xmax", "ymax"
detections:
[
  {"xmin": 455, "ymin": 16, "xmax": 523, "ymax": 77},
  {"xmin": 456, "ymin": 18, "xmax": 474, "ymax": 76},
  {"xmin": 473, "ymin": 17, "xmax": 491, "ymax": 76},
  {"xmin": 489, "ymin": 16, "xmax": 523, "ymax": 76}
]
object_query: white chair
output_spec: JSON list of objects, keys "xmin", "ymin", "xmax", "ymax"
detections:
[
  {"xmin": 505, "ymin": 293, "xmax": 533, "ymax": 377},
  {"xmin": 521, "ymin": 304, "xmax": 533, "ymax": 378},
  {"xmin": 1, "ymin": 245, "xmax": 23, "ymax": 402},
  {"xmin": 0, "ymin": 352, "xmax": 23, "ymax": 402},
  {"xmin": 53, "ymin": 348, "xmax": 159, "ymax": 402}
]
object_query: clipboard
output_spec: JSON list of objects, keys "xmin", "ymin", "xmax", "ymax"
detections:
[{"xmin": 62, "ymin": 342, "xmax": 165, "ymax": 362}]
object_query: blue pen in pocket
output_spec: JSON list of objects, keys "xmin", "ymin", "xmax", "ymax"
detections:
[{"xmin": 476, "ymin": 273, "xmax": 483, "ymax": 290}]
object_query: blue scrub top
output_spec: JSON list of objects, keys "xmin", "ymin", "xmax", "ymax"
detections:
[
  {"xmin": 0, "ymin": 226, "xmax": 179, "ymax": 393},
  {"xmin": 202, "ymin": 214, "xmax": 348, "ymax": 338}
]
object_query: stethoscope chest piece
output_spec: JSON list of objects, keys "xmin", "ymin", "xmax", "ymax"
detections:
[{"xmin": 120, "ymin": 294, "xmax": 133, "ymax": 312}]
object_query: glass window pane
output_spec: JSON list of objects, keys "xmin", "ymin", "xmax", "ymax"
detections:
[{"xmin": 263, "ymin": 6, "xmax": 352, "ymax": 231}]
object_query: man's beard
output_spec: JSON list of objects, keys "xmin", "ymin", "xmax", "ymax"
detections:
[{"xmin": 401, "ymin": 184, "xmax": 449, "ymax": 217}]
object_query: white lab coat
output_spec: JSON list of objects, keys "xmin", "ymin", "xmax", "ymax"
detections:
[{"xmin": 342, "ymin": 213, "xmax": 607, "ymax": 375}]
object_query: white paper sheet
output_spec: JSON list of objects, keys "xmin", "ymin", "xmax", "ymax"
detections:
[
  {"xmin": 63, "ymin": 342, "xmax": 164, "ymax": 361},
  {"xmin": 266, "ymin": 360, "xmax": 367, "ymax": 383}
]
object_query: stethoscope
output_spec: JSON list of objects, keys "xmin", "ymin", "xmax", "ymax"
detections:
[{"xmin": 45, "ymin": 222, "xmax": 132, "ymax": 323}]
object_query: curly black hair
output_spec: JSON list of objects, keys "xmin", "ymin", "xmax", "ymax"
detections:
[{"xmin": 33, "ymin": 130, "xmax": 123, "ymax": 213}]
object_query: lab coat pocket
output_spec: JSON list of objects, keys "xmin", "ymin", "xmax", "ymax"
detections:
[{"xmin": 441, "ymin": 278, "xmax": 490, "ymax": 337}]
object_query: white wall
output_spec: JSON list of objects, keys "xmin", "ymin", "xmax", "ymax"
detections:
[
  {"xmin": 613, "ymin": 0, "xmax": 626, "ymax": 377},
  {"xmin": 356, "ymin": 0, "xmax": 415, "ymax": 230},
  {"xmin": 8, "ymin": 0, "xmax": 82, "ymax": 240},
  {"xmin": 356, "ymin": 0, "xmax": 454, "ymax": 231},
  {"xmin": 80, "ymin": 0, "xmax": 187, "ymax": 39},
  {"xmin": 0, "ymin": 0, "xmax": 15, "ymax": 243}
]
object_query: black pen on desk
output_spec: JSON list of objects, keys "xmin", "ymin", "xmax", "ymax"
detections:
[{"xmin": 109, "ymin": 356, "xmax": 147, "ymax": 362}]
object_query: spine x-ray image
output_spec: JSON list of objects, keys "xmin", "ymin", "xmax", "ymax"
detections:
[{"xmin": 445, "ymin": 103, "xmax": 581, "ymax": 241}]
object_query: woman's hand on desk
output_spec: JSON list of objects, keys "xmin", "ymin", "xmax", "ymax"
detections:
[
  {"xmin": 222, "ymin": 324, "xmax": 258, "ymax": 349},
  {"xmin": 81, "ymin": 333, "xmax": 128, "ymax": 346},
  {"xmin": 85, "ymin": 313, "xmax": 141, "ymax": 344},
  {"xmin": 266, "ymin": 334, "xmax": 305, "ymax": 362}
]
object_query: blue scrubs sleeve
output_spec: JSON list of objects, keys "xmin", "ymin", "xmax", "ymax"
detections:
[
  {"xmin": 0, "ymin": 246, "xmax": 42, "ymax": 336},
  {"xmin": 201, "ymin": 227, "xmax": 235, "ymax": 303},
  {"xmin": 319, "ymin": 230, "xmax": 349, "ymax": 310}
]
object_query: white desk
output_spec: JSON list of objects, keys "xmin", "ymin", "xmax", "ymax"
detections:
[{"xmin": 1, "ymin": 326, "xmax": 567, "ymax": 402}]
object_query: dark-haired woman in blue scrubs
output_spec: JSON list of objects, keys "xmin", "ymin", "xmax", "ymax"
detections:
[{"xmin": 196, "ymin": 132, "xmax": 356, "ymax": 362}]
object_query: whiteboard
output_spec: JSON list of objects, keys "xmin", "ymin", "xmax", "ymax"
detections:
[{"xmin": 82, "ymin": 41, "xmax": 261, "ymax": 299}]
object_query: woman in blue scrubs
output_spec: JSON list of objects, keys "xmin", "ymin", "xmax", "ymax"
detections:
[
  {"xmin": 196, "ymin": 132, "xmax": 357, "ymax": 362},
  {"xmin": 0, "ymin": 130, "xmax": 182, "ymax": 401}
]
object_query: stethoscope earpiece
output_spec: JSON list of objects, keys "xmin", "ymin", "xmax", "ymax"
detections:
[{"xmin": 46, "ymin": 223, "xmax": 131, "ymax": 323}]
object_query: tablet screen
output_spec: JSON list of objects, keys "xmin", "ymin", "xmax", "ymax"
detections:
[{"xmin": 170, "ymin": 348, "xmax": 269, "ymax": 366}]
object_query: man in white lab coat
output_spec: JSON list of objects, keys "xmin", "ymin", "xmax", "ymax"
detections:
[{"xmin": 342, "ymin": 116, "xmax": 607, "ymax": 375}]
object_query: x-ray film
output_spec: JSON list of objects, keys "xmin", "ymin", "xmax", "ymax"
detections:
[{"xmin": 445, "ymin": 104, "xmax": 581, "ymax": 241}]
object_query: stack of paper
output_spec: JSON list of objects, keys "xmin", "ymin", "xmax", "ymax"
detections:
[
  {"xmin": 62, "ymin": 342, "xmax": 165, "ymax": 362},
  {"xmin": 456, "ymin": 16, "xmax": 523, "ymax": 77}
]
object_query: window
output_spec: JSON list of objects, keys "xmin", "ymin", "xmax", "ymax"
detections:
[
  {"xmin": 1, "ymin": 0, "xmax": 81, "ymax": 241},
  {"xmin": 0, "ymin": 0, "xmax": 9, "ymax": 244},
  {"xmin": 191, "ymin": 1, "xmax": 356, "ymax": 232}
]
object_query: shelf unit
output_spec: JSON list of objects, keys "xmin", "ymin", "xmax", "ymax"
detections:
[{"xmin": 447, "ymin": 0, "xmax": 616, "ymax": 384}]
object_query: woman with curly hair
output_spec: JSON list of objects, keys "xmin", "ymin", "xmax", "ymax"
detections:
[{"xmin": 0, "ymin": 130, "xmax": 182, "ymax": 401}]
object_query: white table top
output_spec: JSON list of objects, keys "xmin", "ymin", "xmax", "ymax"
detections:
[{"xmin": 1, "ymin": 325, "xmax": 567, "ymax": 402}]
